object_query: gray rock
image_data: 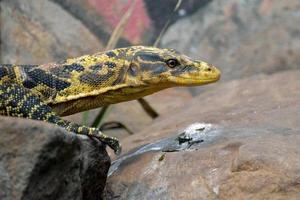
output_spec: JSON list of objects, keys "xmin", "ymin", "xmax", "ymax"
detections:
[
  {"xmin": 0, "ymin": 0, "xmax": 103, "ymax": 64},
  {"xmin": 161, "ymin": 0, "xmax": 300, "ymax": 87},
  {"xmin": 0, "ymin": 117, "xmax": 110, "ymax": 200}
]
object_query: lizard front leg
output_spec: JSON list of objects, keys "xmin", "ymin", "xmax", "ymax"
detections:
[{"xmin": 0, "ymin": 84, "xmax": 121, "ymax": 154}]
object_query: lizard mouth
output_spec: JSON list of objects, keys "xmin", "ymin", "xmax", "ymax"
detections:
[
  {"xmin": 168, "ymin": 68, "xmax": 221, "ymax": 86},
  {"xmin": 173, "ymin": 76, "xmax": 220, "ymax": 86}
]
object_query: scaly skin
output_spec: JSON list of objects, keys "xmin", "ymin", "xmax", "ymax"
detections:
[{"xmin": 0, "ymin": 46, "xmax": 220, "ymax": 154}]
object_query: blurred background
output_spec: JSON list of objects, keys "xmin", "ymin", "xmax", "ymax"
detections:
[{"xmin": 1, "ymin": 0, "xmax": 299, "ymax": 139}]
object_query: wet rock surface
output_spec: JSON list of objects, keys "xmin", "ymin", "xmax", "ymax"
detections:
[
  {"xmin": 105, "ymin": 70, "xmax": 300, "ymax": 200},
  {"xmin": 0, "ymin": 117, "xmax": 110, "ymax": 200}
]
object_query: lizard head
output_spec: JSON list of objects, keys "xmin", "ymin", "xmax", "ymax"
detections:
[{"xmin": 125, "ymin": 46, "xmax": 221, "ymax": 89}]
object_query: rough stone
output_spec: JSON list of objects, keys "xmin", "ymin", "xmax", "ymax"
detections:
[
  {"xmin": 0, "ymin": 117, "xmax": 110, "ymax": 200},
  {"xmin": 161, "ymin": 0, "xmax": 300, "ymax": 87},
  {"xmin": 105, "ymin": 70, "xmax": 300, "ymax": 200},
  {"xmin": 0, "ymin": 0, "xmax": 103, "ymax": 64}
]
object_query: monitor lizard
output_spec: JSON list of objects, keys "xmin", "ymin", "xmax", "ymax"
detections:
[{"xmin": 0, "ymin": 46, "xmax": 220, "ymax": 154}]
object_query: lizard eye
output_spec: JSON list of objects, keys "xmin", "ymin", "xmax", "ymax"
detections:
[{"xmin": 166, "ymin": 59, "xmax": 180, "ymax": 68}]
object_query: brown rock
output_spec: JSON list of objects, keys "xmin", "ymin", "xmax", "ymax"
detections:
[
  {"xmin": 105, "ymin": 70, "xmax": 300, "ymax": 200},
  {"xmin": 0, "ymin": 117, "xmax": 110, "ymax": 200},
  {"xmin": 161, "ymin": 0, "xmax": 300, "ymax": 87}
]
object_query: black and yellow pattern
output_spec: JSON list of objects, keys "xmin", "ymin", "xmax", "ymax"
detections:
[{"xmin": 0, "ymin": 46, "xmax": 221, "ymax": 154}]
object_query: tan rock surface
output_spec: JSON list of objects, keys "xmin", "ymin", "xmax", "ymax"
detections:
[{"xmin": 106, "ymin": 70, "xmax": 300, "ymax": 200}]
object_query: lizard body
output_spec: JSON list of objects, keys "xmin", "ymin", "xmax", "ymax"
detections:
[{"xmin": 0, "ymin": 46, "xmax": 220, "ymax": 154}]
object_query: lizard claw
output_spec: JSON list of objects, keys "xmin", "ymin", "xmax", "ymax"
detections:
[
  {"xmin": 114, "ymin": 143, "xmax": 122, "ymax": 155},
  {"xmin": 106, "ymin": 137, "xmax": 122, "ymax": 155},
  {"xmin": 95, "ymin": 132, "xmax": 122, "ymax": 155},
  {"xmin": 86, "ymin": 128, "xmax": 122, "ymax": 155}
]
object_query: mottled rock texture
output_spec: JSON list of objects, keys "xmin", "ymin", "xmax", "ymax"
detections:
[
  {"xmin": 161, "ymin": 0, "xmax": 300, "ymax": 86},
  {"xmin": 106, "ymin": 70, "xmax": 300, "ymax": 200},
  {"xmin": 0, "ymin": 117, "xmax": 110, "ymax": 200}
]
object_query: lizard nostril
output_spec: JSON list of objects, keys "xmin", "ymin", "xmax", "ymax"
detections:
[{"xmin": 206, "ymin": 67, "xmax": 212, "ymax": 72}]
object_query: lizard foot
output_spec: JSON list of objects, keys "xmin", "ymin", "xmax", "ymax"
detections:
[{"xmin": 91, "ymin": 131, "xmax": 122, "ymax": 155}]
